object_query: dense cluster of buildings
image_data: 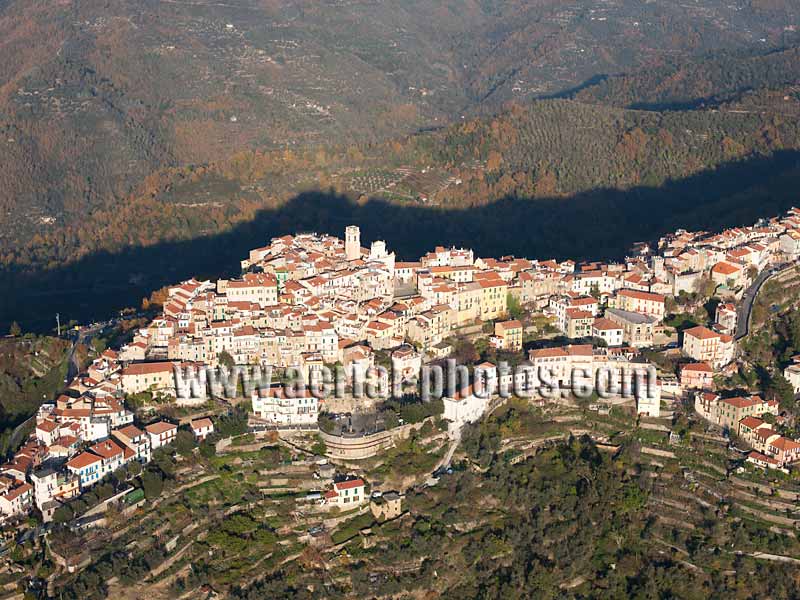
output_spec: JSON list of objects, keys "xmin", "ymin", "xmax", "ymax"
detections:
[
  {"xmin": 694, "ymin": 392, "xmax": 800, "ymax": 468},
  {"xmin": 0, "ymin": 349, "xmax": 213, "ymax": 523},
  {"xmin": 119, "ymin": 208, "xmax": 800, "ymax": 420},
  {"xmin": 442, "ymin": 343, "xmax": 662, "ymax": 428},
  {"xmin": 6, "ymin": 205, "xmax": 800, "ymax": 523}
]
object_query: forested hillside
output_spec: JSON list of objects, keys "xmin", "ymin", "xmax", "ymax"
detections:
[
  {"xmin": 3, "ymin": 95, "xmax": 800, "ymax": 332},
  {"xmin": 414, "ymin": 99, "xmax": 800, "ymax": 201},
  {"xmin": 9, "ymin": 98, "xmax": 800, "ymax": 267},
  {"xmin": 2, "ymin": 4, "xmax": 800, "ymax": 330},
  {"xmin": 0, "ymin": 0, "xmax": 798, "ymax": 247},
  {"xmin": 0, "ymin": 335, "xmax": 71, "ymax": 454},
  {"xmin": 574, "ymin": 45, "xmax": 800, "ymax": 109}
]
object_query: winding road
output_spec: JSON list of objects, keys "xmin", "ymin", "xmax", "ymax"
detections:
[{"xmin": 735, "ymin": 262, "xmax": 795, "ymax": 340}]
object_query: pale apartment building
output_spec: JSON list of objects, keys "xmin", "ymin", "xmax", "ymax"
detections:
[
  {"xmin": 682, "ymin": 326, "xmax": 734, "ymax": 368},
  {"xmin": 604, "ymin": 308, "xmax": 656, "ymax": 348},
  {"xmin": 120, "ymin": 361, "xmax": 178, "ymax": 396},
  {"xmin": 251, "ymin": 386, "xmax": 319, "ymax": 427}
]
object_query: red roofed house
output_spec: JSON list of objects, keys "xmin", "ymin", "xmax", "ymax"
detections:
[
  {"xmin": 144, "ymin": 421, "xmax": 178, "ymax": 449},
  {"xmin": 528, "ymin": 344, "xmax": 594, "ymax": 386},
  {"xmin": 680, "ymin": 362, "xmax": 714, "ymax": 390},
  {"xmin": 737, "ymin": 415, "xmax": 767, "ymax": 439},
  {"xmin": 66, "ymin": 452, "xmax": 103, "ymax": 488},
  {"xmin": 715, "ymin": 302, "xmax": 738, "ymax": 335},
  {"xmin": 325, "ymin": 478, "xmax": 366, "ymax": 507},
  {"xmin": 711, "ymin": 261, "xmax": 744, "ymax": 288},
  {"xmin": 224, "ymin": 272, "xmax": 279, "ymax": 307},
  {"xmin": 767, "ymin": 437, "xmax": 800, "ymax": 467},
  {"xmin": 551, "ymin": 295, "xmax": 598, "ymax": 333},
  {"xmin": 112, "ymin": 425, "xmax": 152, "ymax": 463},
  {"xmin": 190, "ymin": 418, "xmax": 214, "ymax": 442},
  {"xmin": 0, "ymin": 483, "xmax": 33, "ymax": 517},
  {"xmin": 717, "ymin": 396, "xmax": 770, "ymax": 430},
  {"xmin": 614, "ymin": 289, "xmax": 666, "ymax": 320},
  {"xmin": 89, "ymin": 439, "xmax": 129, "ymax": 477},
  {"xmin": 35, "ymin": 419, "xmax": 60, "ymax": 446},
  {"xmin": 746, "ymin": 451, "xmax": 782, "ymax": 471},
  {"xmin": 120, "ymin": 362, "xmax": 177, "ymax": 396},
  {"xmin": 251, "ymin": 386, "xmax": 319, "ymax": 427},
  {"xmin": 682, "ymin": 326, "xmax": 734, "ymax": 368},
  {"xmin": 493, "ymin": 320, "xmax": 523, "ymax": 351},
  {"xmin": 591, "ymin": 318, "xmax": 624, "ymax": 347},
  {"xmin": 564, "ymin": 308, "xmax": 594, "ymax": 338}
]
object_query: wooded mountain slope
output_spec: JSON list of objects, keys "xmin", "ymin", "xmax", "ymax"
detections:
[
  {"xmin": 4, "ymin": 96, "xmax": 800, "ymax": 331},
  {"xmin": 574, "ymin": 45, "xmax": 800, "ymax": 109},
  {"xmin": 0, "ymin": 0, "xmax": 798, "ymax": 247}
]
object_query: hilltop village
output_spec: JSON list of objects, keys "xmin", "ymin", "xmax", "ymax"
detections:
[{"xmin": 3, "ymin": 208, "xmax": 800, "ymax": 529}]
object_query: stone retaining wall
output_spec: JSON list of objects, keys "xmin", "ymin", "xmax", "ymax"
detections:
[{"xmin": 320, "ymin": 418, "xmax": 436, "ymax": 460}]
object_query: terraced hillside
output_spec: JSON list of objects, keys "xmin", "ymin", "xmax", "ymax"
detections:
[{"xmin": 30, "ymin": 397, "xmax": 800, "ymax": 599}]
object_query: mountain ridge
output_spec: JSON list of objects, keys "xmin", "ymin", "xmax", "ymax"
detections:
[{"xmin": 1, "ymin": 0, "xmax": 799, "ymax": 244}]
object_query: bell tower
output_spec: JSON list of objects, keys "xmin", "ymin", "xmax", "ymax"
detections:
[{"xmin": 345, "ymin": 225, "xmax": 361, "ymax": 261}]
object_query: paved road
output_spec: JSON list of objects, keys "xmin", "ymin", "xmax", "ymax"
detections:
[
  {"xmin": 65, "ymin": 341, "xmax": 81, "ymax": 382},
  {"xmin": 735, "ymin": 263, "xmax": 793, "ymax": 340},
  {"xmin": 64, "ymin": 322, "xmax": 106, "ymax": 382}
]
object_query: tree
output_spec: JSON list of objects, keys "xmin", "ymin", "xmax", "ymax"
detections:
[
  {"xmin": 311, "ymin": 436, "xmax": 327, "ymax": 456},
  {"xmin": 91, "ymin": 337, "xmax": 107, "ymax": 354},
  {"xmin": 694, "ymin": 276, "xmax": 717, "ymax": 299},
  {"xmin": 486, "ymin": 150, "xmax": 503, "ymax": 172},
  {"xmin": 218, "ymin": 350, "xmax": 235, "ymax": 369},
  {"xmin": 127, "ymin": 461, "xmax": 142, "ymax": 478},
  {"xmin": 506, "ymin": 294, "xmax": 525, "ymax": 320},
  {"xmin": 215, "ymin": 407, "xmax": 249, "ymax": 437},
  {"xmin": 452, "ymin": 337, "xmax": 479, "ymax": 365},
  {"xmin": 199, "ymin": 440, "xmax": 216, "ymax": 459},
  {"xmin": 766, "ymin": 373, "xmax": 797, "ymax": 412},
  {"xmin": 111, "ymin": 467, "xmax": 128, "ymax": 487},
  {"xmin": 9, "ymin": 321, "xmax": 20, "ymax": 336},
  {"xmin": 53, "ymin": 504, "xmax": 74, "ymax": 524},
  {"xmin": 174, "ymin": 429, "xmax": 196, "ymax": 456},
  {"xmin": 140, "ymin": 469, "xmax": 164, "ymax": 500}
]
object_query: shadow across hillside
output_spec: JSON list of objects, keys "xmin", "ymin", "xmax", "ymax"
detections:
[
  {"xmin": 4, "ymin": 150, "xmax": 800, "ymax": 332},
  {"xmin": 546, "ymin": 73, "xmax": 610, "ymax": 100}
]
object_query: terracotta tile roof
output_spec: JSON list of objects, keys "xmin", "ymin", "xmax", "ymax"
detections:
[
  {"xmin": 747, "ymin": 451, "xmax": 779, "ymax": 465},
  {"xmin": 571, "ymin": 296, "xmax": 597, "ymax": 306},
  {"xmin": 530, "ymin": 347, "xmax": 568, "ymax": 359},
  {"xmin": 90, "ymin": 440, "xmax": 124, "ymax": 459},
  {"xmin": 753, "ymin": 428, "xmax": 778, "ymax": 441},
  {"xmin": 618, "ymin": 288, "xmax": 666, "ymax": 303},
  {"xmin": 712, "ymin": 261, "xmax": 741, "ymax": 275},
  {"xmin": 67, "ymin": 452, "xmax": 103, "ymax": 469},
  {"xmin": 191, "ymin": 418, "xmax": 213, "ymax": 430},
  {"xmin": 116, "ymin": 425, "xmax": 144, "ymax": 438},
  {"xmin": 122, "ymin": 361, "xmax": 175, "ymax": 376},
  {"xmin": 739, "ymin": 416, "xmax": 764, "ymax": 429},
  {"xmin": 145, "ymin": 421, "xmax": 177, "ymax": 435},
  {"xmin": 683, "ymin": 326, "xmax": 722, "ymax": 340},
  {"xmin": 36, "ymin": 420, "xmax": 59, "ymax": 433},
  {"xmin": 2, "ymin": 483, "xmax": 32, "ymax": 502},
  {"xmin": 769, "ymin": 437, "xmax": 800, "ymax": 451},
  {"xmin": 681, "ymin": 362, "xmax": 712, "ymax": 373},
  {"xmin": 334, "ymin": 478, "xmax": 365, "ymax": 491},
  {"xmin": 592, "ymin": 318, "xmax": 621, "ymax": 331},
  {"xmin": 720, "ymin": 396, "xmax": 762, "ymax": 409}
]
